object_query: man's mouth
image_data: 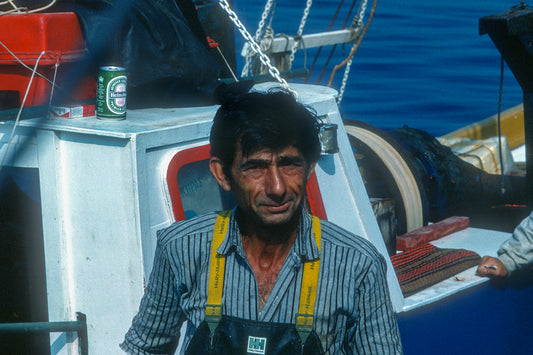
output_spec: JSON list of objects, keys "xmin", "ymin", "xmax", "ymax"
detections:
[{"xmin": 261, "ymin": 201, "xmax": 291, "ymax": 213}]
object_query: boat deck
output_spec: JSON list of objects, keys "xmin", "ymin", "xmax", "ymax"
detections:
[{"xmin": 402, "ymin": 227, "xmax": 509, "ymax": 312}]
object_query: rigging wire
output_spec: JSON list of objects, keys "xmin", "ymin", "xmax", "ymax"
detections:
[
  {"xmin": 0, "ymin": 0, "xmax": 57, "ymax": 15},
  {"xmin": 0, "ymin": 39, "xmax": 76, "ymax": 101},
  {"xmin": 241, "ymin": 0, "xmax": 277, "ymax": 77},
  {"xmin": 287, "ymin": 0, "xmax": 313, "ymax": 71},
  {"xmin": 0, "ymin": 51, "xmax": 45, "ymax": 171},
  {"xmin": 496, "ymin": 55, "xmax": 506, "ymax": 195},
  {"xmin": 48, "ymin": 61, "xmax": 60, "ymax": 108},
  {"xmin": 306, "ymin": 0, "xmax": 345, "ymax": 83},
  {"xmin": 235, "ymin": 0, "xmax": 373, "ymax": 97},
  {"xmin": 315, "ymin": 0, "xmax": 357, "ymax": 85},
  {"xmin": 327, "ymin": 0, "xmax": 377, "ymax": 88},
  {"xmin": 335, "ymin": 0, "xmax": 377, "ymax": 105}
]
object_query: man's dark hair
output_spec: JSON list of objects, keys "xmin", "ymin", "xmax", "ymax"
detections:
[{"xmin": 210, "ymin": 90, "xmax": 321, "ymax": 176}]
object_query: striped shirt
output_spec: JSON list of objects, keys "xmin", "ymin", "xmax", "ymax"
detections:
[{"xmin": 121, "ymin": 209, "xmax": 403, "ymax": 354}]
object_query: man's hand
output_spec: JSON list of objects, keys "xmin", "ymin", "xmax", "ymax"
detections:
[{"xmin": 476, "ymin": 256, "xmax": 508, "ymax": 278}]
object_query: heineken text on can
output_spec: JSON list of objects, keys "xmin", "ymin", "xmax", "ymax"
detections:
[{"xmin": 97, "ymin": 66, "xmax": 127, "ymax": 120}]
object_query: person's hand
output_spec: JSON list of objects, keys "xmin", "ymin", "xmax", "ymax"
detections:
[{"xmin": 476, "ymin": 256, "xmax": 507, "ymax": 278}]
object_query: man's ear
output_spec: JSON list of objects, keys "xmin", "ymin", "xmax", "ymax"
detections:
[{"xmin": 209, "ymin": 157, "xmax": 232, "ymax": 191}]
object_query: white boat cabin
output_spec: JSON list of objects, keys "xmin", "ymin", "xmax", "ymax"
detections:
[{"xmin": 0, "ymin": 83, "xmax": 514, "ymax": 353}]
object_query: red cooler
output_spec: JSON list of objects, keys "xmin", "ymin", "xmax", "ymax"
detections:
[{"xmin": 0, "ymin": 12, "xmax": 96, "ymax": 107}]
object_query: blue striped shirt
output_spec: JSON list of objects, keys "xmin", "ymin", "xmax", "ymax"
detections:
[{"xmin": 121, "ymin": 209, "xmax": 403, "ymax": 354}]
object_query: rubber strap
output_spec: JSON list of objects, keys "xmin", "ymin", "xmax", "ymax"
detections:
[
  {"xmin": 296, "ymin": 215, "xmax": 321, "ymax": 344},
  {"xmin": 205, "ymin": 210, "xmax": 231, "ymax": 333}
]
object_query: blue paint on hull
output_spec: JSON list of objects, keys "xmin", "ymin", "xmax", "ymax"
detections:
[{"xmin": 398, "ymin": 280, "xmax": 533, "ymax": 354}]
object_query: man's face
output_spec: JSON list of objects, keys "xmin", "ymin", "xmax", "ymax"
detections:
[{"xmin": 214, "ymin": 145, "xmax": 315, "ymax": 228}]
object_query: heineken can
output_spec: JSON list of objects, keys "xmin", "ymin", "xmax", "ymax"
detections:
[{"xmin": 96, "ymin": 66, "xmax": 127, "ymax": 120}]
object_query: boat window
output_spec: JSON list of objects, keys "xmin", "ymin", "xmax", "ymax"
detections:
[
  {"xmin": 166, "ymin": 145, "xmax": 230, "ymax": 221},
  {"xmin": 177, "ymin": 159, "xmax": 235, "ymax": 220}
]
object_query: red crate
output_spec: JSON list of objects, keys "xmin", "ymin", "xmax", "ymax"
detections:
[{"xmin": 0, "ymin": 12, "xmax": 96, "ymax": 107}]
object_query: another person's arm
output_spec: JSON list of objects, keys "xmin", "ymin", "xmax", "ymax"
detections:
[
  {"xmin": 121, "ymin": 240, "xmax": 184, "ymax": 354},
  {"xmin": 477, "ymin": 211, "xmax": 533, "ymax": 278},
  {"xmin": 477, "ymin": 255, "xmax": 507, "ymax": 278}
]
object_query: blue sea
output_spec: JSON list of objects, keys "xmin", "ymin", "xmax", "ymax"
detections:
[{"xmin": 232, "ymin": 0, "xmax": 523, "ymax": 136}]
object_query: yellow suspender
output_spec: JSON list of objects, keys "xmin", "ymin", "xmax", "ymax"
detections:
[
  {"xmin": 205, "ymin": 210, "xmax": 231, "ymax": 332},
  {"xmin": 206, "ymin": 211, "xmax": 322, "ymax": 339},
  {"xmin": 296, "ymin": 215, "xmax": 321, "ymax": 343}
]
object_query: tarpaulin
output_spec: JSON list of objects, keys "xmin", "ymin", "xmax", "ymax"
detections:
[{"xmin": 36, "ymin": 0, "xmax": 222, "ymax": 107}]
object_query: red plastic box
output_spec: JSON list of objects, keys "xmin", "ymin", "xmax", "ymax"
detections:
[{"xmin": 0, "ymin": 12, "xmax": 96, "ymax": 107}]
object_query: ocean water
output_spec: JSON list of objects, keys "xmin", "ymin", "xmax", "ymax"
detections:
[{"xmin": 232, "ymin": 0, "xmax": 524, "ymax": 136}]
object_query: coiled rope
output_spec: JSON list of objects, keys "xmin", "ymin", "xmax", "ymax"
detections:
[{"xmin": 241, "ymin": 0, "xmax": 277, "ymax": 77}]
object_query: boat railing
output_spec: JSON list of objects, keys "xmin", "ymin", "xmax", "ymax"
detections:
[{"xmin": 0, "ymin": 312, "xmax": 88, "ymax": 355}]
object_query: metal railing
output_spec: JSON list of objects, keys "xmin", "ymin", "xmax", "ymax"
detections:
[{"xmin": 0, "ymin": 312, "xmax": 88, "ymax": 355}]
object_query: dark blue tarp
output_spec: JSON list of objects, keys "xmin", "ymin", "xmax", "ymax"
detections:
[{"xmin": 28, "ymin": 0, "xmax": 223, "ymax": 107}]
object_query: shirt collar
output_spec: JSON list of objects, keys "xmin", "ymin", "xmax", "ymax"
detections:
[{"xmin": 216, "ymin": 206, "xmax": 321, "ymax": 262}]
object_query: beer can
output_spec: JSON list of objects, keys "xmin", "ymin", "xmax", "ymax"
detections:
[{"xmin": 96, "ymin": 66, "xmax": 127, "ymax": 120}]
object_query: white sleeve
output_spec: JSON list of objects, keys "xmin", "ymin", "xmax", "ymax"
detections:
[{"xmin": 498, "ymin": 210, "xmax": 533, "ymax": 275}]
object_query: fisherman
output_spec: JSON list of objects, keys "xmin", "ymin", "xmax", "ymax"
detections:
[
  {"xmin": 121, "ymin": 90, "xmax": 402, "ymax": 354},
  {"xmin": 477, "ymin": 210, "xmax": 533, "ymax": 278}
]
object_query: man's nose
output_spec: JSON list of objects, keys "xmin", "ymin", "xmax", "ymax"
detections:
[{"xmin": 265, "ymin": 166, "xmax": 286, "ymax": 198}]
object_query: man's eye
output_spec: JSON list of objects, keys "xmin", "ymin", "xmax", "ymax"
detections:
[
  {"xmin": 242, "ymin": 166, "xmax": 267, "ymax": 177},
  {"xmin": 280, "ymin": 164, "xmax": 304, "ymax": 174},
  {"xmin": 242, "ymin": 164, "xmax": 264, "ymax": 171}
]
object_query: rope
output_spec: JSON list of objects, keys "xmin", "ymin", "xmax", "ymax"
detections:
[
  {"xmin": 334, "ymin": 0, "xmax": 376, "ymax": 105},
  {"xmin": 241, "ymin": 0, "xmax": 277, "ymax": 77},
  {"xmin": 336, "ymin": 0, "xmax": 368, "ymax": 104},
  {"xmin": 0, "ymin": 0, "xmax": 20, "ymax": 15},
  {"xmin": 306, "ymin": 0, "xmax": 345, "ymax": 83},
  {"xmin": 0, "ymin": 40, "xmax": 75, "ymax": 101},
  {"xmin": 48, "ymin": 61, "xmax": 60, "ymax": 109},
  {"xmin": 0, "ymin": 51, "xmax": 45, "ymax": 170},
  {"xmin": 328, "ymin": 0, "xmax": 377, "ymax": 96},
  {"xmin": 258, "ymin": 27, "xmax": 275, "ymax": 72},
  {"xmin": 256, "ymin": 0, "xmax": 277, "ymax": 40},
  {"xmin": 288, "ymin": 0, "xmax": 313, "ymax": 70},
  {"xmin": 315, "ymin": 0, "xmax": 357, "ymax": 85},
  {"xmin": 219, "ymin": 0, "xmax": 295, "ymax": 95},
  {"xmin": 334, "ymin": 0, "xmax": 374, "ymax": 104},
  {"xmin": 0, "ymin": 0, "xmax": 57, "ymax": 15}
]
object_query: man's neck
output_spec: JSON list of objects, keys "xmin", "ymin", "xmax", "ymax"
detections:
[
  {"xmin": 241, "ymin": 230, "xmax": 297, "ymax": 267},
  {"xmin": 237, "ymin": 209, "xmax": 301, "ymax": 310},
  {"xmin": 236, "ymin": 208, "xmax": 301, "ymax": 248}
]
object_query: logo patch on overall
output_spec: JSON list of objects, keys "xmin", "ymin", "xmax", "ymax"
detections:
[{"xmin": 247, "ymin": 335, "xmax": 267, "ymax": 354}]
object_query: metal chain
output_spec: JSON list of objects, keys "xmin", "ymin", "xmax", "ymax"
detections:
[
  {"xmin": 355, "ymin": 0, "xmax": 368, "ymax": 28},
  {"xmin": 241, "ymin": 0, "xmax": 277, "ymax": 77},
  {"xmin": 338, "ymin": 0, "xmax": 369, "ymax": 104},
  {"xmin": 337, "ymin": 50, "xmax": 354, "ymax": 105},
  {"xmin": 255, "ymin": 0, "xmax": 277, "ymax": 40},
  {"xmin": 219, "ymin": 0, "xmax": 295, "ymax": 95},
  {"xmin": 288, "ymin": 0, "xmax": 313, "ymax": 70}
]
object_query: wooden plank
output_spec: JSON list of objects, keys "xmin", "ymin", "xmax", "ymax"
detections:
[{"xmin": 396, "ymin": 216, "xmax": 470, "ymax": 251}]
